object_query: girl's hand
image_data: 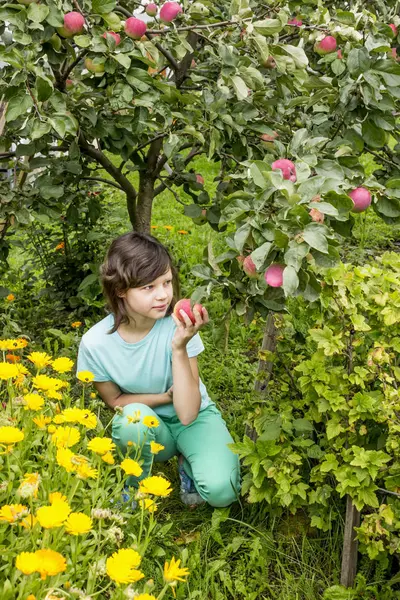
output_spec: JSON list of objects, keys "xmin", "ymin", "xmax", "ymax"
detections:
[{"xmin": 171, "ymin": 306, "xmax": 209, "ymax": 350}]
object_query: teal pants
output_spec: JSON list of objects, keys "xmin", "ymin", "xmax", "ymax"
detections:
[{"xmin": 112, "ymin": 403, "xmax": 241, "ymax": 508}]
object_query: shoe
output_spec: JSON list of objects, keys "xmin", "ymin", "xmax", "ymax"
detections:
[
  {"xmin": 178, "ymin": 454, "xmax": 205, "ymax": 507},
  {"xmin": 111, "ymin": 485, "xmax": 137, "ymax": 511}
]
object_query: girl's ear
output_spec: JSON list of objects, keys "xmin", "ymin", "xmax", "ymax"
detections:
[{"xmin": 117, "ymin": 290, "xmax": 126, "ymax": 299}]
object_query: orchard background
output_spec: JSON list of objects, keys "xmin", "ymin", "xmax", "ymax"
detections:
[{"xmin": 2, "ymin": 0, "xmax": 400, "ymax": 597}]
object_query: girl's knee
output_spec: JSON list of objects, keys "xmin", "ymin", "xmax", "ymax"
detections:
[{"xmin": 198, "ymin": 471, "xmax": 241, "ymax": 508}]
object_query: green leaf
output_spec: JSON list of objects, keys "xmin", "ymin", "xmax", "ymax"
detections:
[
  {"xmin": 320, "ymin": 454, "xmax": 339, "ymax": 472},
  {"xmin": 113, "ymin": 54, "xmax": 131, "ymax": 69},
  {"xmin": 92, "ymin": 0, "xmax": 116, "ymax": 14},
  {"xmin": 78, "ymin": 273, "xmax": 98, "ymax": 291},
  {"xmin": 326, "ymin": 420, "xmax": 344, "ymax": 440},
  {"xmin": 253, "ymin": 18, "xmax": 283, "ymax": 36},
  {"xmin": 250, "ymin": 242, "xmax": 272, "ymax": 269},
  {"xmin": 27, "ymin": 3, "xmax": 49, "ymax": 23},
  {"xmin": 362, "ymin": 120, "xmax": 387, "ymax": 148},
  {"xmin": 231, "ymin": 75, "xmax": 248, "ymax": 101},
  {"xmin": 74, "ymin": 35, "xmax": 91, "ymax": 48},
  {"xmin": 6, "ymin": 94, "xmax": 33, "ymax": 122},
  {"xmin": 234, "ymin": 223, "xmax": 251, "ymax": 254},
  {"xmin": 280, "ymin": 45, "xmax": 308, "ymax": 69},
  {"xmin": 308, "ymin": 202, "xmax": 339, "ymax": 217},
  {"xmin": 346, "ymin": 48, "xmax": 370, "ymax": 76},
  {"xmin": 302, "ymin": 226, "xmax": 329, "ymax": 254},
  {"xmin": 40, "ymin": 184, "xmax": 64, "ymax": 200},
  {"xmin": 31, "ymin": 120, "xmax": 51, "ymax": 140},
  {"xmin": 35, "ymin": 77, "xmax": 53, "ymax": 102},
  {"xmin": 293, "ymin": 418, "xmax": 313, "ymax": 433},
  {"xmin": 282, "ymin": 266, "xmax": 299, "ymax": 296}
]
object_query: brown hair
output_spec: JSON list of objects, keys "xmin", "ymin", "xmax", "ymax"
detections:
[{"xmin": 100, "ymin": 232, "xmax": 180, "ymax": 333}]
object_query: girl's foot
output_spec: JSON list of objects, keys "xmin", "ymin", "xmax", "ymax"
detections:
[
  {"xmin": 178, "ymin": 454, "xmax": 205, "ymax": 508},
  {"xmin": 110, "ymin": 485, "xmax": 137, "ymax": 511}
]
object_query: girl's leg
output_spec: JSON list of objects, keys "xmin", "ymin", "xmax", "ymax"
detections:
[
  {"xmin": 112, "ymin": 403, "xmax": 177, "ymax": 487},
  {"xmin": 172, "ymin": 404, "xmax": 241, "ymax": 508}
]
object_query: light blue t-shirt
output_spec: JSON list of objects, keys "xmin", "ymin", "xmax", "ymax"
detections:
[{"xmin": 76, "ymin": 314, "xmax": 213, "ymax": 418}]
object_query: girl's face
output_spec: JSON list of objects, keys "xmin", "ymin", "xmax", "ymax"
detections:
[{"xmin": 120, "ymin": 269, "xmax": 174, "ymax": 321}]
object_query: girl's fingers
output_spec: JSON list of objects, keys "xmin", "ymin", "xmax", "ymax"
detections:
[{"xmin": 179, "ymin": 309, "xmax": 194, "ymax": 328}]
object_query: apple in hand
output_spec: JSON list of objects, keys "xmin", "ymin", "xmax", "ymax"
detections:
[{"xmin": 174, "ymin": 299, "xmax": 205, "ymax": 324}]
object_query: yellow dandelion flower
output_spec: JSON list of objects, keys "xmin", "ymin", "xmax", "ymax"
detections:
[
  {"xmin": 90, "ymin": 392, "xmax": 96, "ymax": 398},
  {"xmin": 150, "ymin": 225, "xmax": 159, "ymax": 229},
  {"xmin": 55, "ymin": 242, "xmax": 65, "ymax": 251},
  {"xmin": 27, "ymin": 595, "xmax": 36, "ymax": 600},
  {"xmin": 33, "ymin": 414, "xmax": 52, "ymax": 429},
  {"xmin": 101, "ymin": 451, "xmax": 115, "ymax": 465},
  {"xmin": 150, "ymin": 441, "xmax": 165, "ymax": 455},
  {"xmin": 138, "ymin": 498, "xmax": 158, "ymax": 513},
  {"xmin": 18, "ymin": 473, "xmax": 41, "ymax": 499},
  {"xmin": 46, "ymin": 389, "xmax": 63, "ymax": 400},
  {"xmin": 27, "ymin": 352, "xmax": 52, "ymax": 369},
  {"xmin": 0, "ymin": 503, "xmax": 28, "ymax": 523},
  {"xmin": 75, "ymin": 463, "xmax": 98, "ymax": 480},
  {"xmin": 35, "ymin": 549, "xmax": 67, "ymax": 579},
  {"xmin": 120, "ymin": 458, "xmax": 143, "ymax": 477},
  {"xmin": 0, "ymin": 338, "xmax": 28, "ymax": 351},
  {"xmin": 6, "ymin": 293, "xmax": 15, "ymax": 301},
  {"xmin": 15, "ymin": 363, "xmax": 29, "ymax": 376},
  {"xmin": 142, "ymin": 415, "xmax": 159, "ymax": 428},
  {"xmin": 136, "ymin": 596, "xmax": 157, "ymax": 600},
  {"xmin": 177, "ymin": 230, "xmax": 189, "ymax": 234},
  {"xmin": 47, "ymin": 425, "xmax": 56, "ymax": 434},
  {"xmin": 56, "ymin": 448, "xmax": 76, "ymax": 473},
  {"xmin": 51, "ymin": 426, "xmax": 80, "ymax": 448},
  {"xmin": 65, "ymin": 512, "xmax": 93, "ymax": 535},
  {"xmin": 33, "ymin": 374, "xmax": 64, "ymax": 392},
  {"xmin": 36, "ymin": 500, "xmax": 71, "ymax": 529},
  {"xmin": 23, "ymin": 393, "xmax": 44, "ymax": 411},
  {"xmin": 20, "ymin": 514, "xmax": 38, "ymax": 529},
  {"xmin": 0, "ymin": 426, "xmax": 24, "ymax": 446},
  {"xmin": 53, "ymin": 415, "xmax": 65, "ymax": 424},
  {"xmin": 139, "ymin": 475, "xmax": 172, "ymax": 497},
  {"xmin": 163, "ymin": 556, "xmax": 190, "ymax": 583},
  {"xmin": 16, "ymin": 552, "xmax": 39, "ymax": 575},
  {"xmin": 163, "ymin": 225, "xmax": 173, "ymax": 231},
  {"xmin": 127, "ymin": 410, "xmax": 141, "ymax": 424},
  {"xmin": 77, "ymin": 370, "xmax": 94, "ymax": 383},
  {"xmin": 0, "ymin": 362, "xmax": 19, "ymax": 380},
  {"xmin": 52, "ymin": 357, "xmax": 74, "ymax": 374},
  {"xmin": 6, "ymin": 353, "xmax": 20, "ymax": 363},
  {"xmin": 49, "ymin": 492, "xmax": 68, "ymax": 504},
  {"xmin": 60, "ymin": 407, "xmax": 97, "ymax": 429},
  {"xmin": 87, "ymin": 437, "xmax": 115, "ymax": 456},
  {"xmin": 106, "ymin": 548, "xmax": 143, "ymax": 584},
  {"xmin": 71, "ymin": 321, "xmax": 82, "ymax": 328}
]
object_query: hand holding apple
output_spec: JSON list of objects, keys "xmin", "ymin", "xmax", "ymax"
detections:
[{"xmin": 171, "ymin": 299, "xmax": 209, "ymax": 350}]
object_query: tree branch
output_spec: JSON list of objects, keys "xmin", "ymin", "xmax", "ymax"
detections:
[
  {"xmin": 62, "ymin": 49, "xmax": 89, "ymax": 83},
  {"xmin": 155, "ymin": 175, "xmax": 186, "ymax": 204},
  {"xmin": 79, "ymin": 177, "xmax": 123, "ymax": 190}
]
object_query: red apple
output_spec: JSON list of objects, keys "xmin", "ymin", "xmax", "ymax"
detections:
[
  {"xmin": 174, "ymin": 299, "xmax": 204, "ymax": 324},
  {"xmin": 66, "ymin": 79, "xmax": 74, "ymax": 90},
  {"xmin": 160, "ymin": 2, "xmax": 183, "ymax": 23},
  {"xmin": 389, "ymin": 23, "xmax": 398, "ymax": 36},
  {"xmin": 337, "ymin": 49, "xmax": 343, "ymax": 59},
  {"xmin": 271, "ymin": 159, "xmax": 297, "ymax": 182},
  {"xmin": 243, "ymin": 256, "xmax": 257, "ymax": 278},
  {"xmin": 196, "ymin": 174, "xmax": 204, "ymax": 185},
  {"xmin": 349, "ymin": 187, "xmax": 372, "ymax": 213},
  {"xmin": 85, "ymin": 58, "xmax": 105, "ymax": 74},
  {"xmin": 102, "ymin": 31, "xmax": 121, "ymax": 45},
  {"xmin": 309, "ymin": 208, "xmax": 325, "ymax": 223},
  {"xmin": 265, "ymin": 264, "xmax": 284, "ymax": 288},
  {"xmin": 261, "ymin": 132, "xmax": 278, "ymax": 142},
  {"xmin": 288, "ymin": 18, "xmax": 303, "ymax": 27},
  {"xmin": 314, "ymin": 36, "xmax": 337, "ymax": 55},
  {"xmin": 58, "ymin": 11, "xmax": 85, "ymax": 38},
  {"xmin": 146, "ymin": 3, "xmax": 158, "ymax": 16},
  {"xmin": 263, "ymin": 56, "xmax": 276, "ymax": 69},
  {"xmin": 125, "ymin": 17, "xmax": 147, "ymax": 39}
]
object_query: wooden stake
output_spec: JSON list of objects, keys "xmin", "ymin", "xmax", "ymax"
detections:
[{"xmin": 340, "ymin": 494, "xmax": 360, "ymax": 586}]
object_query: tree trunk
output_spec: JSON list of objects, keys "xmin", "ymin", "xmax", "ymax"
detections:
[
  {"xmin": 245, "ymin": 312, "xmax": 277, "ymax": 441},
  {"xmin": 135, "ymin": 173, "xmax": 155, "ymax": 233},
  {"xmin": 340, "ymin": 497, "xmax": 360, "ymax": 587}
]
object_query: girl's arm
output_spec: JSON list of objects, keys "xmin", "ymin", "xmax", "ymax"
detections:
[
  {"xmin": 94, "ymin": 380, "xmax": 172, "ymax": 411},
  {"xmin": 171, "ymin": 351, "xmax": 201, "ymax": 425},
  {"xmin": 171, "ymin": 306, "xmax": 209, "ymax": 426}
]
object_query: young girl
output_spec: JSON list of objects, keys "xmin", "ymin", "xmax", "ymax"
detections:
[{"xmin": 76, "ymin": 231, "xmax": 241, "ymax": 508}]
